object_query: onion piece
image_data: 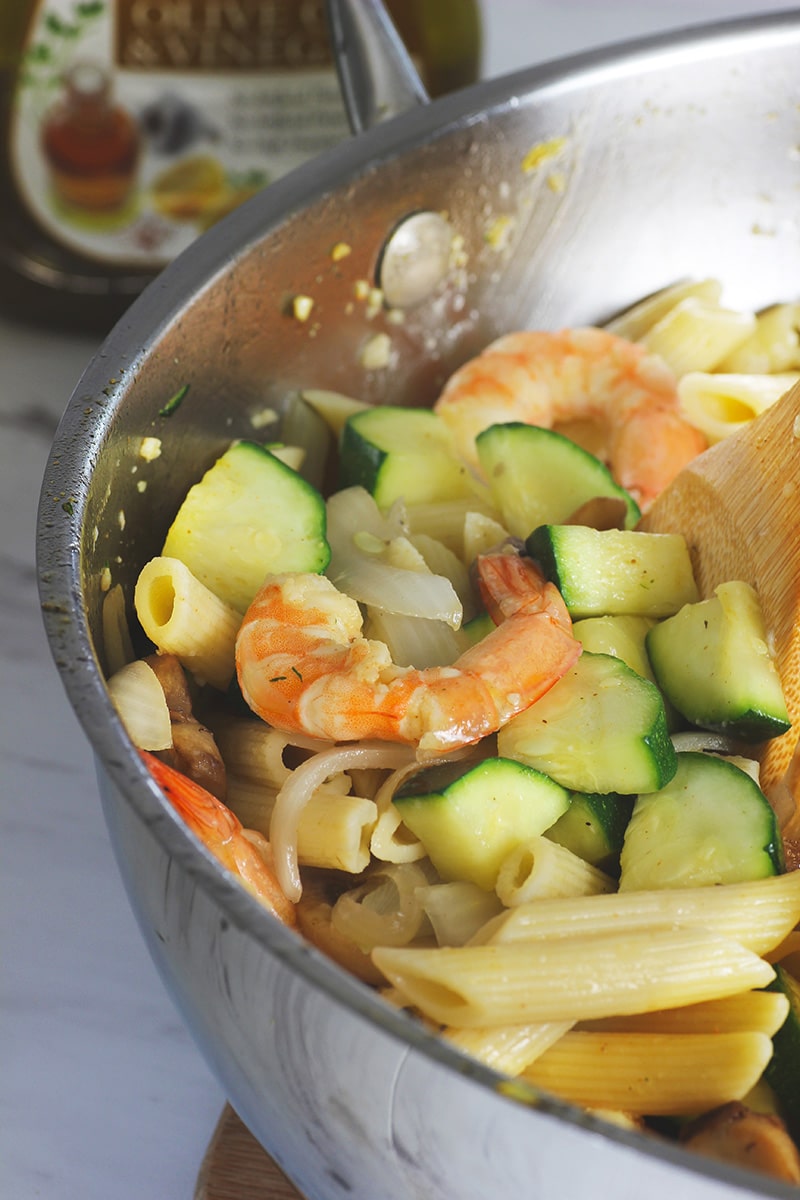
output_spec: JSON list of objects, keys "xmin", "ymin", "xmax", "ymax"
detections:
[
  {"xmin": 107, "ymin": 660, "xmax": 172, "ymax": 751},
  {"xmin": 327, "ymin": 487, "xmax": 463, "ymax": 628}
]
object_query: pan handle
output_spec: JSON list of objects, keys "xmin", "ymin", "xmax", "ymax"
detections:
[{"xmin": 325, "ymin": 0, "xmax": 430, "ymax": 135}]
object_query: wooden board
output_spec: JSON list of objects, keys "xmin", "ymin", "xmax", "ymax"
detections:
[{"xmin": 195, "ymin": 1105, "xmax": 306, "ymax": 1200}]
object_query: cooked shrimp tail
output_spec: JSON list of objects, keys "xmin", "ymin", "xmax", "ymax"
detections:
[
  {"xmin": 235, "ymin": 551, "xmax": 581, "ymax": 755},
  {"xmin": 434, "ymin": 327, "xmax": 707, "ymax": 509},
  {"xmin": 141, "ymin": 750, "xmax": 296, "ymax": 925}
]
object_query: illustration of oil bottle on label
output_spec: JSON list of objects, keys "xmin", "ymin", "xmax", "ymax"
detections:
[{"xmin": 0, "ymin": 1, "xmax": 482, "ymax": 332}]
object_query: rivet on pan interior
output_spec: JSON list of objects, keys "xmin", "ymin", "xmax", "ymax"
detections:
[{"xmin": 377, "ymin": 211, "xmax": 454, "ymax": 309}]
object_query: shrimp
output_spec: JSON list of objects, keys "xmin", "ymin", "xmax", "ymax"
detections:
[
  {"xmin": 434, "ymin": 327, "xmax": 707, "ymax": 509},
  {"xmin": 141, "ymin": 750, "xmax": 296, "ymax": 926},
  {"xmin": 235, "ymin": 551, "xmax": 581, "ymax": 756}
]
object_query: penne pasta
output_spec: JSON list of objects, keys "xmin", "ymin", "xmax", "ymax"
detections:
[
  {"xmin": 604, "ymin": 277, "xmax": 723, "ymax": 342},
  {"xmin": 372, "ymin": 929, "xmax": 774, "ymax": 1028},
  {"xmin": 677, "ymin": 371, "xmax": 798, "ymax": 444},
  {"xmin": 523, "ymin": 1030, "xmax": 773, "ymax": 1116},
  {"xmin": 443, "ymin": 1020, "xmax": 573, "ymax": 1075},
  {"xmin": 473, "ymin": 871, "xmax": 800, "ymax": 957},
  {"xmin": 640, "ymin": 297, "xmax": 756, "ymax": 376},
  {"xmin": 579, "ymin": 989, "xmax": 789, "ymax": 1038},
  {"xmin": 494, "ymin": 836, "xmax": 616, "ymax": 906},
  {"xmin": 134, "ymin": 555, "xmax": 241, "ymax": 690},
  {"xmin": 717, "ymin": 302, "xmax": 800, "ymax": 374},
  {"xmin": 765, "ymin": 929, "xmax": 800, "ymax": 975}
]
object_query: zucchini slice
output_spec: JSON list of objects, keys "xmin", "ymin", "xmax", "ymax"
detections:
[
  {"xmin": 476, "ymin": 422, "xmax": 640, "ymax": 537},
  {"xmin": 646, "ymin": 580, "xmax": 790, "ymax": 742},
  {"xmin": 545, "ymin": 791, "xmax": 635, "ymax": 874},
  {"xmin": 526, "ymin": 525, "xmax": 698, "ymax": 618},
  {"xmin": 619, "ymin": 751, "xmax": 784, "ymax": 891},
  {"xmin": 572, "ymin": 614, "xmax": 657, "ymax": 682},
  {"xmin": 394, "ymin": 756, "xmax": 570, "ymax": 891},
  {"xmin": 162, "ymin": 440, "xmax": 330, "ymax": 612},
  {"xmin": 338, "ymin": 406, "xmax": 473, "ymax": 508},
  {"xmin": 497, "ymin": 651, "xmax": 677, "ymax": 795}
]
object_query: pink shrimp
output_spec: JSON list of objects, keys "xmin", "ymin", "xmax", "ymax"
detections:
[
  {"xmin": 141, "ymin": 750, "xmax": 296, "ymax": 925},
  {"xmin": 434, "ymin": 327, "xmax": 707, "ymax": 509},
  {"xmin": 235, "ymin": 551, "xmax": 581, "ymax": 756}
]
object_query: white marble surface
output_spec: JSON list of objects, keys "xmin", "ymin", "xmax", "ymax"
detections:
[{"xmin": 3, "ymin": 2, "xmax": 782, "ymax": 1197}]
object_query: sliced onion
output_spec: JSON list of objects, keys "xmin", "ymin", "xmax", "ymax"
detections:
[
  {"xmin": 416, "ymin": 881, "xmax": 504, "ymax": 947},
  {"xmin": 331, "ymin": 861, "xmax": 435, "ymax": 951},
  {"xmin": 364, "ymin": 608, "xmax": 463, "ymax": 668},
  {"xmin": 107, "ymin": 660, "xmax": 172, "ymax": 751},
  {"xmin": 327, "ymin": 487, "xmax": 463, "ymax": 628}
]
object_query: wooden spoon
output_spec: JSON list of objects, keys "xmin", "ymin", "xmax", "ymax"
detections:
[{"xmin": 639, "ymin": 381, "xmax": 800, "ymax": 834}]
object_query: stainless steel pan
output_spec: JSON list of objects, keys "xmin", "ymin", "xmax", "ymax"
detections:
[{"xmin": 38, "ymin": 10, "xmax": 800, "ymax": 1199}]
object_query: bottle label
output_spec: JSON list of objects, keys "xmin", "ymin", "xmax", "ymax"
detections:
[{"xmin": 10, "ymin": 0, "xmax": 352, "ymax": 266}]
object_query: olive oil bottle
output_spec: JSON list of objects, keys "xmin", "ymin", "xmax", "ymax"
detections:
[{"xmin": 0, "ymin": 0, "xmax": 481, "ymax": 334}]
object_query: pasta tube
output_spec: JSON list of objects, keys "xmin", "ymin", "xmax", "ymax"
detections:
[
  {"xmin": 524, "ymin": 1031, "xmax": 773, "ymax": 1116},
  {"xmin": 226, "ymin": 774, "xmax": 378, "ymax": 875},
  {"xmin": 580, "ymin": 989, "xmax": 789, "ymax": 1037},
  {"xmin": 495, "ymin": 836, "xmax": 615, "ymax": 905},
  {"xmin": 372, "ymin": 929, "xmax": 774, "ymax": 1028},
  {"xmin": 640, "ymin": 297, "xmax": 756, "ymax": 376},
  {"xmin": 474, "ymin": 871, "xmax": 800, "ymax": 957},
  {"xmin": 134, "ymin": 556, "xmax": 240, "ymax": 690},
  {"xmin": 604, "ymin": 278, "xmax": 723, "ymax": 342},
  {"xmin": 211, "ymin": 718, "xmax": 326, "ymax": 790},
  {"xmin": 370, "ymin": 803, "xmax": 427, "ymax": 864},
  {"xmin": 718, "ymin": 303, "xmax": 800, "ymax": 374},
  {"xmin": 677, "ymin": 371, "xmax": 798, "ymax": 444},
  {"xmin": 443, "ymin": 1021, "xmax": 573, "ymax": 1075}
]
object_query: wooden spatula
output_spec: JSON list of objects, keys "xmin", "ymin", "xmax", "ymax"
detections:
[{"xmin": 640, "ymin": 381, "xmax": 800, "ymax": 835}]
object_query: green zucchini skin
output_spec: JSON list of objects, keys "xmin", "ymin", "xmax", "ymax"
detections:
[
  {"xmin": 338, "ymin": 406, "xmax": 472, "ymax": 507},
  {"xmin": 646, "ymin": 580, "xmax": 790, "ymax": 742},
  {"xmin": 162, "ymin": 440, "xmax": 330, "ymax": 612},
  {"xmin": 619, "ymin": 751, "xmax": 784, "ymax": 891},
  {"xmin": 766, "ymin": 966, "xmax": 800, "ymax": 1141},
  {"xmin": 497, "ymin": 652, "xmax": 677, "ymax": 796},
  {"xmin": 545, "ymin": 791, "xmax": 635, "ymax": 875},
  {"xmin": 475, "ymin": 422, "xmax": 640, "ymax": 537},
  {"xmin": 394, "ymin": 756, "xmax": 570, "ymax": 891},
  {"xmin": 526, "ymin": 524, "xmax": 698, "ymax": 618}
]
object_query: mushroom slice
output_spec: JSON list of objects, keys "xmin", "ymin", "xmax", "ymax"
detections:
[{"xmin": 680, "ymin": 1101, "xmax": 800, "ymax": 1183}]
